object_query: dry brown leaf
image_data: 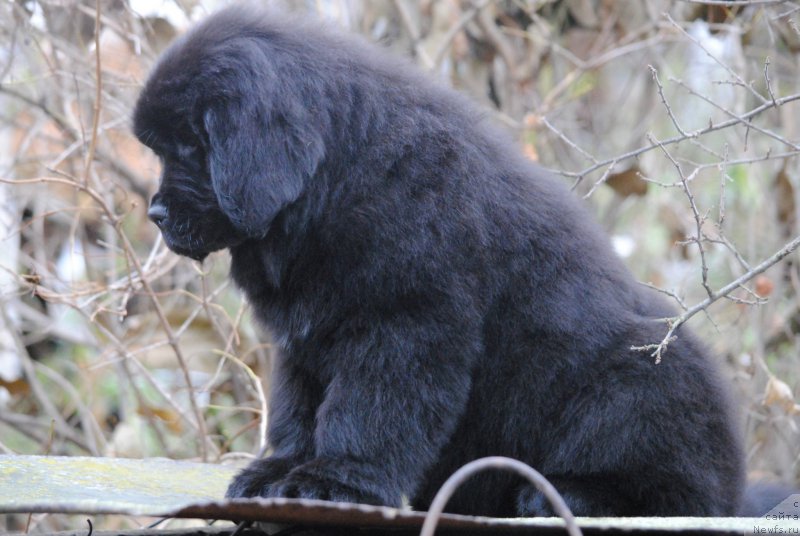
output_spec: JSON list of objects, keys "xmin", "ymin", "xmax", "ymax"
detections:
[
  {"xmin": 138, "ymin": 404, "xmax": 183, "ymax": 434},
  {"xmin": 774, "ymin": 163, "xmax": 796, "ymax": 232},
  {"xmin": 606, "ymin": 166, "xmax": 648, "ymax": 198},
  {"xmin": 0, "ymin": 377, "xmax": 30, "ymax": 397},
  {"xmin": 754, "ymin": 275, "xmax": 774, "ymax": 298},
  {"xmin": 762, "ymin": 376, "xmax": 800, "ymax": 415}
]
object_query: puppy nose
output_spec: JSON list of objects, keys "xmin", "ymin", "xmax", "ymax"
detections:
[{"xmin": 147, "ymin": 202, "xmax": 167, "ymax": 226}]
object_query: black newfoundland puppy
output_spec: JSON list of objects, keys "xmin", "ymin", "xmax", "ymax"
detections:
[{"xmin": 134, "ymin": 6, "xmax": 746, "ymax": 516}]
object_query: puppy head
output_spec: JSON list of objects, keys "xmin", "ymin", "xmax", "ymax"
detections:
[{"xmin": 133, "ymin": 7, "xmax": 326, "ymax": 260}]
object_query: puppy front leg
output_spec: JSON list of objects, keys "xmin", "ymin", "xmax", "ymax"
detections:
[
  {"xmin": 266, "ymin": 321, "xmax": 476, "ymax": 506},
  {"xmin": 226, "ymin": 356, "xmax": 320, "ymax": 498}
]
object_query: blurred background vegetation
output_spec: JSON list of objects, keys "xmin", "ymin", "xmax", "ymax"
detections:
[{"xmin": 1, "ymin": 0, "xmax": 799, "ymax": 531}]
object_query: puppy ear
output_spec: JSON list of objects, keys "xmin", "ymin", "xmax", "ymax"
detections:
[{"xmin": 203, "ymin": 98, "xmax": 324, "ymax": 237}]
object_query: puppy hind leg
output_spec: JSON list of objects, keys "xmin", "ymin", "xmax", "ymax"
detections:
[{"xmin": 516, "ymin": 476, "xmax": 638, "ymax": 517}]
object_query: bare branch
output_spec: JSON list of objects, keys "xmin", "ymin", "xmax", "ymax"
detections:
[
  {"xmin": 432, "ymin": 0, "xmax": 496, "ymax": 69},
  {"xmin": 562, "ymin": 91, "xmax": 800, "ymax": 183},
  {"xmin": 634, "ymin": 234, "xmax": 800, "ymax": 363},
  {"xmin": 665, "ymin": 12, "xmax": 767, "ymax": 105},
  {"xmin": 650, "ymin": 65, "xmax": 689, "ymax": 137},
  {"xmin": 81, "ymin": 0, "xmax": 102, "ymax": 186}
]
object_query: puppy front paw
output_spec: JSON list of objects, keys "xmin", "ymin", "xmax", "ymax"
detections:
[
  {"xmin": 266, "ymin": 457, "xmax": 401, "ymax": 507},
  {"xmin": 269, "ymin": 472, "xmax": 384, "ymax": 505},
  {"xmin": 225, "ymin": 457, "xmax": 299, "ymax": 498}
]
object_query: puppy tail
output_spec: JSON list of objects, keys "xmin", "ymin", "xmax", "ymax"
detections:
[{"xmin": 738, "ymin": 481, "xmax": 798, "ymax": 516}]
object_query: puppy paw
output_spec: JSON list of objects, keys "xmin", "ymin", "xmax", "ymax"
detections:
[
  {"xmin": 266, "ymin": 457, "xmax": 400, "ymax": 507},
  {"xmin": 225, "ymin": 457, "xmax": 299, "ymax": 498},
  {"xmin": 516, "ymin": 480, "xmax": 630, "ymax": 517},
  {"xmin": 269, "ymin": 473, "xmax": 384, "ymax": 505},
  {"xmin": 516, "ymin": 484, "xmax": 558, "ymax": 517}
]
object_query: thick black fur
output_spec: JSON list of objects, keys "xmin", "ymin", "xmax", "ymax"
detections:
[{"xmin": 134, "ymin": 6, "xmax": 748, "ymax": 516}]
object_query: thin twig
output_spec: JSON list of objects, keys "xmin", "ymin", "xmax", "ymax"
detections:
[
  {"xmin": 475, "ymin": 2, "xmax": 518, "ymax": 81},
  {"xmin": 648, "ymin": 132, "xmax": 713, "ymax": 298},
  {"xmin": 0, "ymin": 308, "xmax": 94, "ymax": 453},
  {"xmin": 1, "ymin": 174, "xmax": 211, "ymax": 460},
  {"xmin": 764, "ymin": 56, "xmax": 778, "ymax": 106},
  {"xmin": 561, "ymin": 91, "xmax": 800, "ymax": 183},
  {"xmin": 634, "ymin": 234, "xmax": 800, "ymax": 363},
  {"xmin": 650, "ymin": 65, "xmax": 689, "ymax": 136},
  {"xmin": 391, "ymin": 0, "xmax": 434, "ymax": 68},
  {"xmin": 679, "ymin": 0, "xmax": 789, "ymax": 5},
  {"xmin": 213, "ymin": 349, "xmax": 269, "ymax": 453},
  {"xmin": 665, "ymin": 12, "xmax": 767, "ymax": 105},
  {"xmin": 672, "ymin": 77, "xmax": 800, "ymax": 151},
  {"xmin": 639, "ymin": 281, "xmax": 689, "ymax": 311},
  {"xmin": 81, "ymin": 0, "xmax": 102, "ymax": 186},
  {"xmin": 540, "ymin": 116, "xmax": 599, "ymax": 164},
  {"xmin": 432, "ymin": 0, "xmax": 496, "ymax": 69}
]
